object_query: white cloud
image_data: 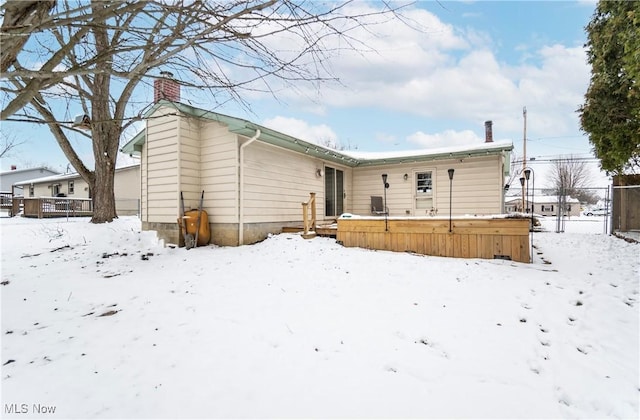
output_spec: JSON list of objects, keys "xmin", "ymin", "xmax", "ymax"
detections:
[
  {"xmin": 262, "ymin": 116, "xmax": 339, "ymax": 148},
  {"xmin": 254, "ymin": 4, "xmax": 591, "ymax": 143},
  {"xmin": 407, "ymin": 129, "xmax": 484, "ymax": 149}
]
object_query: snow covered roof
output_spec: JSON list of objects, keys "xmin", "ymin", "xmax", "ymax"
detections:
[
  {"xmin": 0, "ymin": 166, "xmax": 59, "ymax": 177},
  {"xmin": 121, "ymin": 100, "xmax": 513, "ymax": 167},
  {"xmin": 506, "ymin": 195, "xmax": 581, "ymax": 204},
  {"xmin": 13, "ymin": 163, "xmax": 139, "ymax": 186}
]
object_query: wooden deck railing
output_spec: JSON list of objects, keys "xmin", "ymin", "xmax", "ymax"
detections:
[
  {"xmin": 301, "ymin": 192, "xmax": 317, "ymax": 238},
  {"xmin": 0, "ymin": 192, "xmax": 12, "ymax": 214},
  {"xmin": 14, "ymin": 197, "xmax": 93, "ymax": 218}
]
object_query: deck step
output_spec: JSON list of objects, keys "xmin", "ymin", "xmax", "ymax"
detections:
[{"xmin": 281, "ymin": 225, "xmax": 337, "ymax": 238}]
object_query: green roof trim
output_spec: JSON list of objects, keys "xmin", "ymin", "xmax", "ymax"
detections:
[
  {"xmin": 121, "ymin": 129, "xmax": 146, "ymax": 154},
  {"xmin": 120, "ymin": 100, "xmax": 513, "ymax": 168}
]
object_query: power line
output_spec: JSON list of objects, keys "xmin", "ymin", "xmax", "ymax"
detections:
[{"xmin": 514, "ymin": 157, "xmax": 600, "ymax": 164}]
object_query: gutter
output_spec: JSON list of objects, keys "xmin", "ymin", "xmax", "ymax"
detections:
[{"xmin": 238, "ymin": 129, "xmax": 261, "ymax": 245}]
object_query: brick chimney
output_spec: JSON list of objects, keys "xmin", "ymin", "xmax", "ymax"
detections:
[
  {"xmin": 484, "ymin": 120, "xmax": 493, "ymax": 143},
  {"xmin": 154, "ymin": 71, "xmax": 180, "ymax": 103}
]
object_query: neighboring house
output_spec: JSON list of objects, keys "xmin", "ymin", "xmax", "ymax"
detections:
[
  {"xmin": 13, "ymin": 164, "xmax": 141, "ymax": 216},
  {"xmin": 505, "ymin": 195, "xmax": 581, "ymax": 217},
  {"xmin": 122, "ymin": 98, "xmax": 513, "ymax": 246},
  {"xmin": 1, "ymin": 166, "xmax": 60, "ymax": 195}
]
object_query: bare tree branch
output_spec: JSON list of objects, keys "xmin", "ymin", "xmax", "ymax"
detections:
[
  {"xmin": 0, "ymin": 130, "xmax": 25, "ymax": 158},
  {"xmin": 1, "ymin": 0, "xmax": 415, "ymax": 222},
  {"xmin": 0, "ymin": 0, "xmax": 55, "ymax": 72}
]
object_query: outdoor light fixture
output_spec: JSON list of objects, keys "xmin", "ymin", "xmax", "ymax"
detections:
[
  {"xmin": 315, "ymin": 168, "xmax": 324, "ymax": 177},
  {"xmin": 403, "ymin": 173, "xmax": 408, "ymax": 181},
  {"xmin": 382, "ymin": 174, "xmax": 389, "ymax": 231},
  {"xmin": 448, "ymin": 169, "xmax": 454, "ymax": 233}
]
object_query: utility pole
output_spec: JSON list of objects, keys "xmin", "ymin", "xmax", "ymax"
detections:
[{"xmin": 522, "ymin": 106, "xmax": 527, "ymax": 213}]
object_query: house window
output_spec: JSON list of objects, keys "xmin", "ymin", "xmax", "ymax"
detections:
[
  {"xmin": 29, "ymin": 185, "xmax": 34, "ymax": 197},
  {"xmin": 541, "ymin": 204, "xmax": 554, "ymax": 212},
  {"xmin": 52, "ymin": 184, "xmax": 60, "ymax": 196},
  {"xmin": 68, "ymin": 180, "xmax": 74, "ymax": 195},
  {"xmin": 415, "ymin": 171, "xmax": 434, "ymax": 212},
  {"xmin": 325, "ymin": 167, "xmax": 344, "ymax": 217},
  {"xmin": 416, "ymin": 172, "xmax": 432, "ymax": 194}
]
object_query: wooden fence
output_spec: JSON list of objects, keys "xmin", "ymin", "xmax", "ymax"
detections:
[{"xmin": 337, "ymin": 216, "xmax": 531, "ymax": 263}]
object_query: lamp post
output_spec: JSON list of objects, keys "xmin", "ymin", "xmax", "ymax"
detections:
[
  {"xmin": 382, "ymin": 173, "xmax": 389, "ymax": 231},
  {"xmin": 448, "ymin": 169, "xmax": 454, "ymax": 233},
  {"xmin": 524, "ymin": 167, "xmax": 535, "ymax": 263},
  {"xmin": 519, "ymin": 176, "xmax": 525, "ymax": 212}
]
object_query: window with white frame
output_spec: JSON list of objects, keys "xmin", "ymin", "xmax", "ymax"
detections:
[
  {"xmin": 68, "ymin": 180, "xmax": 74, "ymax": 195},
  {"xmin": 415, "ymin": 171, "xmax": 434, "ymax": 211},
  {"xmin": 29, "ymin": 185, "xmax": 34, "ymax": 197}
]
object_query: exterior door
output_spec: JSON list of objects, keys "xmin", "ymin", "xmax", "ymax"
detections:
[{"xmin": 325, "ymin": 166, "xmax": 344, "ymax": 217}]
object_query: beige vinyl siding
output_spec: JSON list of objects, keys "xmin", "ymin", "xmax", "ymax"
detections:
[
  {"xmin": 352, "ymin": 166, "xmax": 413, "ymax": 216},
  {"xmin": 242, "ymin": 141, "xmax": 332, "ymax": 223},
  {"xmin": 435, "ymin": 156, "xmax": 503, "ymax": 215},
  {"xmin": 113, "ymin": 166, "xmax": 140, "ymax": 215},
  {"xmin": 352, "ymin": 155, "xmax": 504, "ymax": 217},
  {"xmin": 141, "ymin": 128, "xmax": 148, "ymax": 220},
  {"xmin": 113, "ymin": 166, "xmax": 140, "ymax": 199},
  {"xmin": 144, "ymin": 109, "xmax": 179, "ymax": 223},
  {"xmin": 65, "ymin": 178, "xmax": 88, "ymax": 197},
  {"xmin": 199, "ymin": 121, "xmax": 239, "ymax": 223},
  {"xmin": 178, "ymin": 117, "xmax": 201, "ymax": 208}
]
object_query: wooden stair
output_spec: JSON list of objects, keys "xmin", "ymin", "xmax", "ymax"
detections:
[{"xmin": 282, "ymin": 223, "xmax": 337, "ymax": 238}]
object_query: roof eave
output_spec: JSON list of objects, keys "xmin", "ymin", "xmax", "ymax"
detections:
[{"xmin": 353, "ymin": 144, "xmax": 514, "ymax": 167}]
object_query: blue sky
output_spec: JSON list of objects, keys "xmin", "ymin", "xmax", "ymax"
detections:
[{"xmin": 1, "ymin": 1, "xmax": 606, "ymax": 187}]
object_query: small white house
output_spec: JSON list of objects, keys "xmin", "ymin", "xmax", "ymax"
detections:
[
  {"xmin": 122, "ymin": 98, "xmax": 513, "ymax": 246},
  {"xmin": 505, "ymin": 195, "xmax": 581, "ymax": 217},
  {"xmin": 13, "ymin": 164, "xmax": 141, "ymax": 216}
]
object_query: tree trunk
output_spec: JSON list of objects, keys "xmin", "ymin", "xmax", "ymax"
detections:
[
  {"xmin": 90, "ymin": 159, "xmax": 117, "ymax": 223},
  {"xmin": 89, "ymin": 0, "xmax": 119, "ymax": 224},
  {"xmin": 89, "ymin": 117, "xmax": 120, "ymax": 223}
]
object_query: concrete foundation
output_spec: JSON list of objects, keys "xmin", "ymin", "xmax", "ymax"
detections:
[{"xmin": 142, "ymin": 220, "xmax": 303, "ymax": 247}]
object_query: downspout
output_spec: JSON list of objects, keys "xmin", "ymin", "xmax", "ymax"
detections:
[{"xmin": 239, "ymin": 129, "xmax": 261, "ymax": 245}]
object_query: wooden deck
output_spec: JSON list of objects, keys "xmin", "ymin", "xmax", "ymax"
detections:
[
  {"xmin": 337, "ymin": 216, "xmax": 531, "ymax": 263},
  {"xmin": 13, "ymin": 197, "xmax": 93, "ymax": 218}
]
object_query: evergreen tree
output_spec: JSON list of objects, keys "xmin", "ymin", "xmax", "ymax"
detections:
[{"xmin": 579, "ymin": 0, "xmax": 640, "ymax": 175}]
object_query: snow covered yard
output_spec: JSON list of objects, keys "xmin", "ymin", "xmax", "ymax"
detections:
[{"xmin": 1, "ymin": 215, "xmax": 638, "ymax": 419}]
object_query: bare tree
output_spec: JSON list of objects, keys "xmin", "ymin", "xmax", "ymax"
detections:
[
  {"xmin": 0, "ymin": 130, "xmax": 24, "ymax": 158},
  {"xmin": 548, "ymin": 156, "xmax": 593, "ymax": 198},
  {"xmin": 1, "ymin": 0, "xmax": 410, "ymax": 223}
]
